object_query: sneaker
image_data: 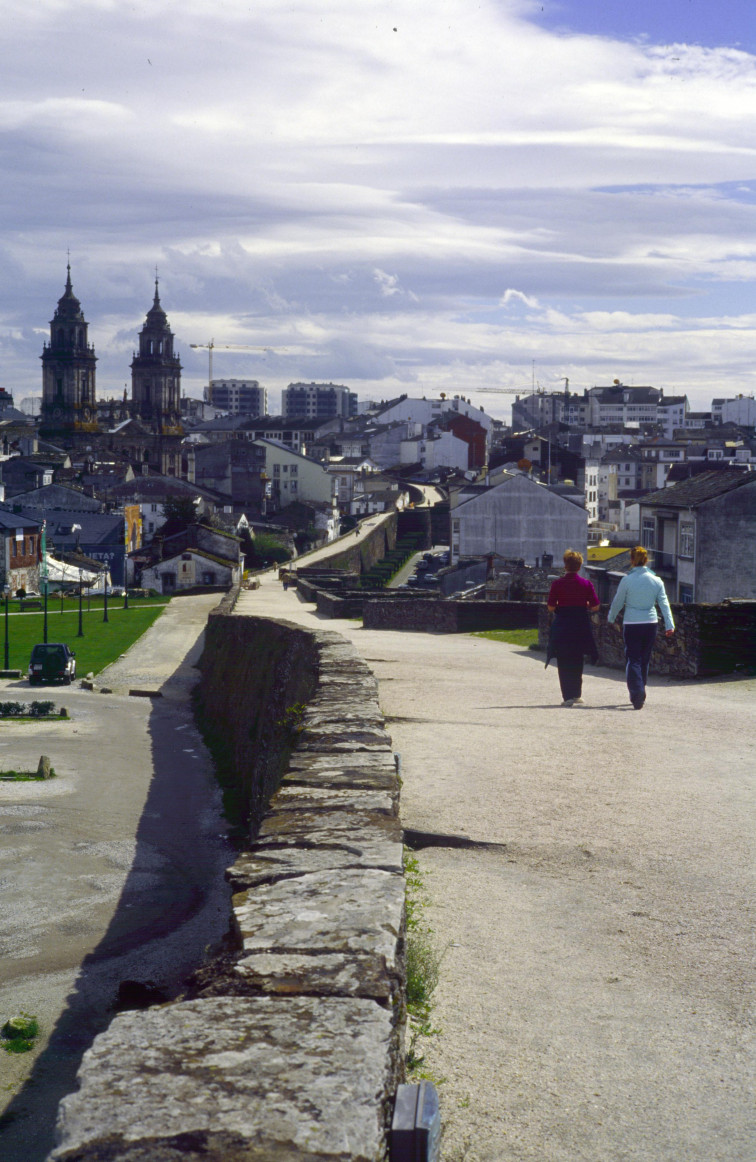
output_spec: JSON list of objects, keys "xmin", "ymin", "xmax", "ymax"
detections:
[
  {"xmin": 631, "ymin": 696, "xmax": 645, "ymax": 710},
  {"xmin": 561, "ymin": 699, "xmax": 575, "ymax": 707},
  {"xmin": 573, "ymin": 698, "xmax": 585, "ymax": 705}
]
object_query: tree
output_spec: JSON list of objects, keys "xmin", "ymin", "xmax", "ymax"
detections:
[{"xmin": 157, "ymin": 496, "xmax": 198, "ymax": 537}]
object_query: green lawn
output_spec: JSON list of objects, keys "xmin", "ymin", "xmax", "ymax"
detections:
[
  {"xmin": 471, "ymin": 627, "xmax": 540, "ymax": 648},
  {"xmin": 2, "ymin": 599, "xmax": 169, "ymax": 677}
]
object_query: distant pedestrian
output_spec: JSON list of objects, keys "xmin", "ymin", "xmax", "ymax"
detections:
[
  {"xmin": 545, "ymin": 550, "xmax": 600, "ymax": 707},
  {"xmin": 607, "ymin": 546, "xmax": 675, "ymax": 710}
]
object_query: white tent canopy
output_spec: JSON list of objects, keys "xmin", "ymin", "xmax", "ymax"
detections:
[{"xmin": 43, "ymin": 556, "xmax": 101, "ymax": 585}]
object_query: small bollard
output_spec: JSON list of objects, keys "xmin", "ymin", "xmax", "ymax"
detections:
[
  {"xmin": 390, "ymin": 1082, "xmax": 441, "ymax": 1162},
  {"xmin": 37, "ymin": 755, "xmax": 52, "ymax": 780}
]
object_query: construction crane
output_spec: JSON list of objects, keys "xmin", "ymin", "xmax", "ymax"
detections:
[
  {"xmin": 189, "ymin": 340, "xmax": 286, "ymax": 401},
  {"xmin": 466, "ymin": 385, "xmax": 545, "ymax": 396}
]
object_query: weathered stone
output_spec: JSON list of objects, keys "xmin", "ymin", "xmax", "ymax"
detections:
[
  {"xmin": 232, "ymin": 950, "xmax": 398, "ymax": 1000},
  {"xmin": 284, "ymin": 766, "xmax": 399, "ymax": 797},
  {"xmin": 287, "ymin": 750, "xmax": 397, "ymax": 773},
  {"xmin": 51, "ymin": 997, "xmax": 399, "ymax": 1162},
  {"xmin": 227, "ymin": 837, "xmax": 404, "ymax": 890},
  {"xmin": 37, "ymin": 755, "xmax": 52, "ymax": 780},
  {"xmin": 233, "ymin": 868, "xmax": 404, "ymax": 964},
  {"xmin": 296, "ymin": 728, "xmax": 392, "ymax": 751},
  {"xmin": 256, "ymin": 809, "xmax": 402, "ymax": 861},
  {"xmin": 270, "ymin": 784, "xmax": 396, "ymax": 817}
]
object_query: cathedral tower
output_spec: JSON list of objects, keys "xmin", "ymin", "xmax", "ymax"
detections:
[
  {"xmin": 40, "ymin": 264, "xmax": 98, "ymax": 434},
  {"xmin": 130, "ymin": 280, "xmax": 182, "ymax": 434}
]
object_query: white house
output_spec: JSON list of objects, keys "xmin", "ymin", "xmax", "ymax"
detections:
[
  {"xmin": 253, "ymin": 439, "xmax": 337, "ymax": 509},
  {"xmin": 142, "ymin": 549, "xmax": 241, "ymax": 594},
  {"xmin": 449, "ymin": 472, "xmax": 588, "ymax": 565},
  {"xmin": 399, "ymin": 430, "xmax": 470, "ymax": 473}
]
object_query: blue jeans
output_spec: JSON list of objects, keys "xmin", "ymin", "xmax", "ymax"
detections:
[{"xmin": 622, "ymin": 623, "xmax": 657, "ymax": 704}]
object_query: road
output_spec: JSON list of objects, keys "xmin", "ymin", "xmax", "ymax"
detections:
[
  {"xmin": 237, "ymin": 573, "xmax": 756, "ymax": 1162},
  {"xmin": 0, "ymin": 594, "xmax": 232, "ymax": 1162}
]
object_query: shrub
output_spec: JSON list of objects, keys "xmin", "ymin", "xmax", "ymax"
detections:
[{"xmin": 30, "ymin": 701, "xmax": 55, "ymax": 717}]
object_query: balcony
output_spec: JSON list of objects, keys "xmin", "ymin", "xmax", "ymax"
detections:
[{"xmin": 648, "ymin": 550, "xmax": 677, "ymax": 577}]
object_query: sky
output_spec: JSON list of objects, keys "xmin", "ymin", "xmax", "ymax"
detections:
[{"xmin": 1, "ymin": 0, "xmax": 755, "ymax": 419}]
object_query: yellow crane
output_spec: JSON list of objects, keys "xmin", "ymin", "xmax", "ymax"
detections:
[{"xmin": 189, "ymin": 340, "xmax": 286, "ymax": 401}]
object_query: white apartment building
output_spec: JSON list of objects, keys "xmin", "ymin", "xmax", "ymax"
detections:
[
  {"xmin": 587, "ymin": 384, "xmax": 661, "ymax": 427},
  {"xmin": 373, "ymin": 395, "xmax": 493, "ymax": 441},
  {"xmin": 253, "ymin": 439, "xmax": 337, "ymax": 509},
  {"xmin": 712, "ymin": 396, "xmax": 756, "ymax": 426}
]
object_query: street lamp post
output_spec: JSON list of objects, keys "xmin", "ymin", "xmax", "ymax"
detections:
[
  {"xmin": 41, "ymin": 520, "xmax": 49, "ymax": 644},
  {"xmin": 102, "ymin": 571, "xmax": 109, "ymax": 623},
  {"xmin": 77, "ymin": 570, "xmax": 84, "ymax": 637},
  {"xmin": 4, "ymin": 588, "xmax": 9, "ymax": 670}
]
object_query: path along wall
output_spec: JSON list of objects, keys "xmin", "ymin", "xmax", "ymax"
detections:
[
  {"xmin": 50, "ymin": 611, "xmax": 405, "ymax": 1162},
  {"xmin": 537, "ymin": 601, "xmax": 756, "ymax": 678},
  {"xmin": 357, "ymin": 593, "xmax": 753, "ymax": 679},
  {"xmin": 299, "ymin": 512, "xmax": 398, "ymax": 575}
]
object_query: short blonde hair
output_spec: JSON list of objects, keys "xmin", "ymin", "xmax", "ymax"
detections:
[
  {"xmin": 563, "ymin": 549, "xmax": 583, "ymax": 573},
  {"xmin": 631, "ymin": 546, "xmax": 648, "ymax": 566}
]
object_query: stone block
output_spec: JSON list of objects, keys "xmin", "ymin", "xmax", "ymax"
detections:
[
  {"xmin": 270, "ymin": 784, "xmax": 396, "ymax": 817},
  {"xmin": 233, "ymin": 868, "xmax": 404, "ymax": 964},
  {"xmin": 227, "ymin": 836, "xmax": 404, "ymax": 891},
  {"xmin": 256, "ymin": 809, "xmax": 402, "ymax": 862},
  {"xmin": 51, "ymin": 996, "xmax": 399, "ymax": 1162},
  {"xmin": 232, "ymin": 950, "xmax": 398, "ymax": 1001}
]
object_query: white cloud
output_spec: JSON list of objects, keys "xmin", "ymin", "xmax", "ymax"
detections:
[{"xmin": 1, "ymin": 0, "xmax": 755, "ymax": 415}]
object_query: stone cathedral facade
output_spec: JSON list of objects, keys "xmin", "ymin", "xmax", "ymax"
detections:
[{"xmin": 39, "ymin": 268, "xmax": 184, "ymax": 476}]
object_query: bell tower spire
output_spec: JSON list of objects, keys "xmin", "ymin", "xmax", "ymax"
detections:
[
  {"xmin": 40, "ymin": 262, "xmax": 98, "ymax": 435},
  {"xmin": 130, "ymin": 274, "xmax": 182, "ymax": 443}
]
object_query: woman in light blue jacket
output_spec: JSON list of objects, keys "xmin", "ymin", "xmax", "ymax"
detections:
[{"xmin": 608, "ymin": 546, "xmax": 675, "ymax": 710}]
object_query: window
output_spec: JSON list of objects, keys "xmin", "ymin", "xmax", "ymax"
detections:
[
  {"xmin": 273, "ymin": 464, "xmax": 280, "ymax": 476},
  {"xmin": 290, "ymin": 481, "xmax": 297, "ymax": 494},
  {"xmin": 290, "ymin": 465, "xmax": 297, "ymax": 477},
  {"xmin": 679, "ymin": 583, "xmax": 694, "ymax": 603},
  {"xmin": 679, "ymin": 521, "xmax": 695, "ymax": 559},
  {"xmin": 641, "ymin": 517, "xmax": 655, "ymax": 549}
]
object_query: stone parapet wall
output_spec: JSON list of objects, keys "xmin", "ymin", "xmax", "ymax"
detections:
[
  {"xmin": 363, "ymin": 597, "xmax": 541, "ymax": 634},
  {"xmin": 537, "ymin": 601, "xmax": 756, "ymax": 678},
  {"xmin": 299, "ymin": 513, "xmax": 398, "ymax": 575},
  {"xmin": 50, "ymin": 617, "xmax": 405, "ymax": 1162}
]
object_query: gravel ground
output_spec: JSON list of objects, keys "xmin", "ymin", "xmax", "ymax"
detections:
[{"xmin": 238, "ymin": 576, "xmax": 756, "ymax": 1162}]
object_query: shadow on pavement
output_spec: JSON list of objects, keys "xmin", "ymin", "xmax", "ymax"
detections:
[{"xmin": 0, "ymin": 633, "xmax": 233, "ymax": 1162}]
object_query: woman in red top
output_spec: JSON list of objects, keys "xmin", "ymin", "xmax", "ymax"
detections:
[{"xmin": 546, "ymin": 549, "xmax": 600, "ymax": 706}]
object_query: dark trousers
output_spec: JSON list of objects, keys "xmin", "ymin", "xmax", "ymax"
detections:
[
  {"xmin": 555, "ymin": 646, "xmax": 585, "ymax": 697},
  {"xmin": 556, "ymin": 657, "xmax": 583, "ymax": 701},
  {"xmin": 622, "ymin": 623, "xmax": 657, "ymax": 704}
]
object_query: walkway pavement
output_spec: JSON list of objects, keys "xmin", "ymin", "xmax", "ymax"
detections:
[
  {"xmin": 237, "ymin": 575, "xmax": 756, "ymax": 1162},
  {"xmin": 0, "ymin": 594, "xmax": 232, "ymax": 1162}
]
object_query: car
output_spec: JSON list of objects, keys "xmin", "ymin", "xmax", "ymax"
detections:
[{"xmin": 28, "ymin": 643, "xmax": 77, "ymax": 686}]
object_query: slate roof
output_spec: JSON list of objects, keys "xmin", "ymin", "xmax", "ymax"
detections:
[
  {"xmin": 642, "ymin": 468, "xmax": 754, "ymax": 509},
  {"xmin": 3, "ymin": 484, "xmax": 103, "ymax": 512},
  {"xmin": 0, "ymin": 509, "xmax": 40, "ymax": 532}
]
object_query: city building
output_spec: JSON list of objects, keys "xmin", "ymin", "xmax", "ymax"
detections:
[
  {"xmin": 449, "ymin": 472, "xmax": 587, "ymax": 565},
  {"xmin": 639, "ymin": 467, "xmax": 756, "ymax": 602},
  {"xmin": 282, "ymin": 382, "xmax": 358, "ymax": 419},
  {"xmin": 209, "ymin": 379, "xmax": 267, "ymax": 417},
  {"xmin": 711, "ymin": 396, "xmax": 756, "ymax": 427}
]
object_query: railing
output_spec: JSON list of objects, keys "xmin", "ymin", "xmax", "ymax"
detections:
[{"xmin": 648, "ymin": 550, "xmax": 677, "ymax": 576}]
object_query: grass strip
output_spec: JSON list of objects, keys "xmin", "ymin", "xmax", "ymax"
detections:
[
  {"xmin": 1, "ymin": 602, "xmax": 168, "ymax": 676},
  {"xmin": 404, "ymin": 851, "xmax": 444, "ymax": 1080},
  {"xmin": 471, "ymin": 627, "xmax": 539, "ymax": 647}
]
